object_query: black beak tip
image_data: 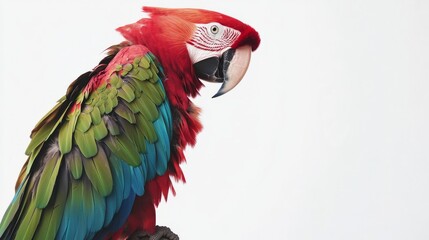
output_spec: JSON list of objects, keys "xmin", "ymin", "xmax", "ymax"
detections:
[{"xmin": 212, "ymin": 92, "xmax": 224, "ymax": 98}]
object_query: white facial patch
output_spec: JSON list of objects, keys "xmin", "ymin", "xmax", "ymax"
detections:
[
  {"xmin": 186, "ymin": 22, "xmax": 241, "ymax": 64},
  {"xmin": 186, "ymin": 44, "xmax": 229, "ymax": 64}
]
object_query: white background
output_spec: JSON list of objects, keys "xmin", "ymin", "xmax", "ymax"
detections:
[{"xmin": 1, "ymin": 1, "xmax": 429, "ymax": 239}]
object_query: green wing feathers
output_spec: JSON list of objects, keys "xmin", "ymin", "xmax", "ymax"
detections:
[{"xmin": 0, "ymin": 45, "xmax": 173, "ymax": 240}]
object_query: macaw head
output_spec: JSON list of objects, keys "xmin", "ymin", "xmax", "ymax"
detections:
[{"xmin": 117, "ymin": 6, "xmax": 260, "ymax": 98}]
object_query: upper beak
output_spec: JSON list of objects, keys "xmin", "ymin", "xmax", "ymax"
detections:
[{"xmin": 193, "ymin": 45, "xmax": 252, "ymax": 98}]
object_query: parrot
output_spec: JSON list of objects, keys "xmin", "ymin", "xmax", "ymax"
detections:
[{"xmin": 0, "ymin": 6, "xmax": 260, "ymax": 240}]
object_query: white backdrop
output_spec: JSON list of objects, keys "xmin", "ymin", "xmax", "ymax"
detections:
[{"xmin": 1, "ymin": 1, "xmax": 429, "ymax": 239}]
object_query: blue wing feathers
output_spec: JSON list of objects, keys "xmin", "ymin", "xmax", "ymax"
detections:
[
  {"xmin": 158, "ymin": 93, "xmax": 173, "ymax": 138},
  {"xmin": 139, "ymin": 154, "xmax": 149, "ymax": 182},
  {"xmin": 130, "ymin": 165, "xmax": 145, "ymax": 196},
  {"xmin": 121, "ymin": 159, "xmax": 132, "ymax": 199},
  {"xmin": 94, "ymin": 191, "xmax": 136, "ymax": 240},
  {"xmin": 104, "ymin": 187, "xmax": 117, "ymax": 229},
  {"xmin": 90, "ymin": 186, "xmax": 106, "ymax": 232},
  {"xmin": 59, "ymin": 180, "xmax": 86, "ymax": 240},
  {"xmin": 155, "ymin": 143, "xmax": 168, "ymax": 176},
  {"xmin": 104, "ymin": 156, "xmax": 123, "ymax": 228},
  {"xmin": 144, "ymin": 142, "xmax": 157, "ymax": 180}
]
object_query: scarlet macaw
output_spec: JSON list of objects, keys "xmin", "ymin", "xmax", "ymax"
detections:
[{"xmin": 0, "ymin": 6, "xmax": 260, "ymax": 240}]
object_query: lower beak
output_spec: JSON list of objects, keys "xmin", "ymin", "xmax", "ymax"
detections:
[{"xmin": 193, "ymin": 45, "xmax": 252, "ymax": 98}]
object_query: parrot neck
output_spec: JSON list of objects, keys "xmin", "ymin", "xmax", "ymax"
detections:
[
  {"xmin": 117, "ymin": 23, "xmax": 204, "ymax": 105},
  {"xmin": 146, "ymin": 41, "xmax": 203, "ymax": 110}
]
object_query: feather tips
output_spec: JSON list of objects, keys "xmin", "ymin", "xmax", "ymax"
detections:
[
  {"xmin": 83, "ymin": 145, "xmax": 113, "ymax": 197},
  {"xmin": 58, "ymin": 112, "xmax": 78, "ymax": 154},
  {"xmin": 15, "ymin": 202, "xmax": 42, "ymax": 240},
  {"xmin": 34, "ymin": 152, "xmax": 63, "ymax": 208},
  {"xmin": 34, "ymin": 167, "xmax": 68, "ymax": 239},
  {"xmin": 0, "ymin": 177, "xmax": 29, "ymax": 237},
  {"xmin": 66, "ymin": 148, "xmax": 84, "ymax": 180}
]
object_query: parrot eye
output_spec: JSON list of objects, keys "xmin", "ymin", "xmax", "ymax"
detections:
[{"xmin": 210, "ymin": 25, "xmax": 220, "ymax": 34}]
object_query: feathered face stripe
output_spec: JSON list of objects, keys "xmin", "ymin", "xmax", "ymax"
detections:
[{"xmin": 187, "ymin": 23, "xmax": 240, "ymax": 52}]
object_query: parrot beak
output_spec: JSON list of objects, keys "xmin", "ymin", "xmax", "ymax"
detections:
[{"xmin": 194, "ymin": 45, "xmax": 252, "ymax": 98}]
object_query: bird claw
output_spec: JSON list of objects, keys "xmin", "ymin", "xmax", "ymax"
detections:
[{"xmin": 128, "ymin": 226, "xmax": 179, "ymax": 240}]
